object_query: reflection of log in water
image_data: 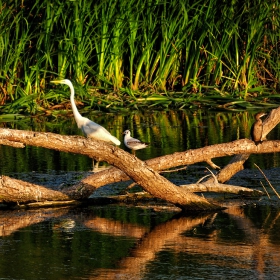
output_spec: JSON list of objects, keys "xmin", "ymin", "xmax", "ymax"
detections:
[
  {"xmin": 83, "ymin": 216, "xmax": 149, "ymax": 239},
  {"xmin": 92, "ymin": 214, "xmax": 212, "ymax": 279},
  {"xmin": 224, "ymin": 206, "xmax": 280, "ymax": 277},
  {"xmin": 91, "ymin": 207, "xmax": 280, "ymax": 280},
  {"xmin": 0, "ymin": 206, "xmax": 280, "ymax": 279},
  {"xmin": 1, "ymin": 204, "xmax": 280, "ymax": 279},
  {"xmin": 0, "ymin": 208, "xmax": 69, "ymax": 237}
]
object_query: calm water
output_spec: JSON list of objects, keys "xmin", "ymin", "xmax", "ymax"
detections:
[
  {"xmin": 1, "ymin": 109, "xmax": 280, "ymax": 173},
  {"xmin": 1, "ymin": 109, "xmax": 280, "ymax": 279},
  {"xmin": 0, "ymin": 204, "xmax": 280, "ymax": 280}
]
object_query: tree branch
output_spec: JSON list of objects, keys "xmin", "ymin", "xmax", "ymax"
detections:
[
  {"xmin": 1, "ymin": 119, "xmax": 279, "ymax": 209},
  {"xmin": 211, "ymin": 107, "xmax": 280, "ymax": 183},
  {"xmin": 0, "ymin": 128, "xmax": 218, "ymax": 211},
  {"xmin": 77, "ymin": 139, "xmax": 280, "ymax": 190}
]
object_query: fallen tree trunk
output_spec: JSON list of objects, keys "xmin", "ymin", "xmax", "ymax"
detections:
[
  {"xmin": 60, "ymin": 107, "xmax": 280, "ymax": 189},
  {"xmin": 0, "ymin": 130, "xmax": 274, "ymax": 206},
  {"xmin": 1, "ymin": 116, "xmax": 279, "ymax": 210},
  {"xmin": 0, "ymin": 129, "xmax": 219, "ymax": 211},
  {"xmin": 69, "ymin": 139, "xmax": 280, "ymax": 191},
  {"xmin": 0, "ymin": 175, "xmax": 70, "ymax": 202}
]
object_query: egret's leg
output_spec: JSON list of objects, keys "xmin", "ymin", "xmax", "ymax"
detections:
[{"xmin": 92, "ymin": 159, "xmax": 100, "ymax": 171}]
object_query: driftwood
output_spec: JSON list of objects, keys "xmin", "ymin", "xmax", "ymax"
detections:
[
  {"xmin": 0, "ymin": 106, "xmax": 280, "ymax": 211},
  {"xmin": 0, "ymin": 129, "xmax": 218, "ymax": 211},
  {"xmin": 181, "ymin": 182, "xmax": 263, "ymax": 196},
  {"xmin": 73, "ymin": 139, "xmax": 279, "ymax": 190}
]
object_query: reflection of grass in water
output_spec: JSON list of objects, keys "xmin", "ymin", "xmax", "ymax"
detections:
[{"xmin": 0, "ymin": 110, "xmax": 278, "ymax": 173}]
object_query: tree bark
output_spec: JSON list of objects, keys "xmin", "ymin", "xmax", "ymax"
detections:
[
  {"xmin": 0, "ymin": 128, "xmax": 218, "ymax": 211},
  {"xmin": 0, "ymin": 175, "xmax": 70, "ymax": 202},
  {"xmin": 77, "ymin": 107, "xmax": 280, "ymax": 187},
  {"xmin": 73, "ymin": 139, "xmax": 279, "ymax": 191},
  {"xmin": 181, "ymin": 182, "xmax": 263, "ymax": 196}
]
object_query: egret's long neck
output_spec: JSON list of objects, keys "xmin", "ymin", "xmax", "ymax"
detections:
[{"xmin": 69, "ymin": 83, "xmax": 82, "ymax": 123}]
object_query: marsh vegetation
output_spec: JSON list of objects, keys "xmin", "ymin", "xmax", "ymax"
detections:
[{"xmin": 0, "ymin": 0, "xmax": 279, "ymax": 115}]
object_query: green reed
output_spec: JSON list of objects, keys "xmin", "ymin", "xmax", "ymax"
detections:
[{"xmin": 0, "ymin": 0, "xmax": 279, "ymax": 114}]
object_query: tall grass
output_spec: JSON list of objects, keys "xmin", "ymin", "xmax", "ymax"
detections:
[{"xmin": 0, "ymin": 0, "xmax": 279, "ymax": 113}]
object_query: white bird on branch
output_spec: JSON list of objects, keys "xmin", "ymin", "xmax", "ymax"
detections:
[
  {"xmin": 51, "ymin": 79, "xmax": 120, "ymax": 170},
  {"xmin": 123, "ymin": 129, "xmax": 149, "ymax": 155}
]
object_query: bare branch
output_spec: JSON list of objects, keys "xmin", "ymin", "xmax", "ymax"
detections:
[
  {"xmin": 181, "ymin": 182, "xmax": 263, "ymax": 196},
  {"xmin": 0, "ymin": 129, "xmax": 217, "ymax": 211},
  {"xmin": 262, "ymin": 106, "xmax": 280, "ymax": 139},
  {"xmin": 79, "ymin": 139, "xmax": 280, "ymax": 191},
  {"xmin": 214, "ymin": 107, "xmax": 280, "ymax": 183},
  {"xmin": 0, "ymin": 139, "xmax": 25, "ymax": 148},
  {"xmin": 254, "ymin": 163, "xmax": 280, "ymax": 199}
]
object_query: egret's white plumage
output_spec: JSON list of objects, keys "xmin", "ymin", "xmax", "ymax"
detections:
[
  {"xmin": 51, "ymin": 79, "xmax": 120, "ymax": 145},
  {"xmin": 123, "ymin": 130, "xmax": 149, "ymax": 152}
]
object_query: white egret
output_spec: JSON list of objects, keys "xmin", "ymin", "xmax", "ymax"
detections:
[
  {"xmin": 123, "ymin": 129, "xmax": 149, "ymax": 155},
  {"xmin": 250, "ymin": 112, "xmax": 267, "ymax": 144},
  {"xmin": 51, "ymin": 79, "xmax": 121, "ymax": 170}
]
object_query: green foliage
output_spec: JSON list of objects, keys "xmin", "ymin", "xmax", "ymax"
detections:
[{"xmin": 0, "ymin": 0, "xmax": 279, "ymax": 113}]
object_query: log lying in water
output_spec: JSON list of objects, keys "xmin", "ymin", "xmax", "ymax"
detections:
[
  {"xmin": 1, "ymin": 105, "xmax": 280, "ymax": 212},
  {"xmin": 0, "ymin": 129, "xmax": 218, "ymax": 211}
]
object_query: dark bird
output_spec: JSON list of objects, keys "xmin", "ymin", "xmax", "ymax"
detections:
[{"xmin": 250, "ymin": 112, "xmax": 267, "ymax": 144}]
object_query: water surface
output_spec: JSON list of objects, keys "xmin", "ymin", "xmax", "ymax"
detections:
[
  {"xmin": 1, "ymin": 109, "xmax": 280, "ymax": 279},
  {"xmin": 1, "ymin": 109, "xmax": 279, "ymax": 173},
  {"xmin": 0, "ymin": 204, "xmax": 280, "ymax": 279}
]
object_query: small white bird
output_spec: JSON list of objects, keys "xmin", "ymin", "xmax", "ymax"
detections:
[
  {"xmin": 51, "ymin": 79, "xmax": 121, "ymax": 146},
  {"xmin": 123, "ymin": 130, "xmax": 149, "ymax": 154}
]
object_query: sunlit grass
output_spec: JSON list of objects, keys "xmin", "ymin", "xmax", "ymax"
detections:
[{"xmin": 0, "ymin": 0, "xmax": 279, "ymax": 114}]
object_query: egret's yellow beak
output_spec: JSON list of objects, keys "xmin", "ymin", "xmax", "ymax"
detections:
[{"xmin": 51, "ymin": 80, "xmax": 62, "ymax": 84}]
